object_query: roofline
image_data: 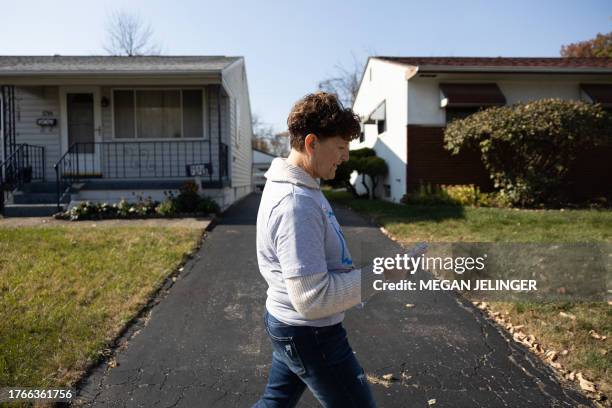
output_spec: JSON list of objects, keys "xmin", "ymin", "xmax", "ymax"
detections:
[
  {"xmin": 0, "ymin": 55, "xmax": 242, "ymax": 77},
  {"xmin": 252, "ymin": 147, "xmax": 277, "ymax": 157},
  {"xmin": 0, "ymin": 69, "xmax": 226, "ymax": 77},
  {"xmin": 371, "ymin": 57, "xmax": 612, "ymax": 75},
  {"xmin": 416, "ymin": 66, "xmax": 612, "ymax": 74}
]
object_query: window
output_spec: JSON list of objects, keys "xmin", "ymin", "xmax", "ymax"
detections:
[
  {"xmin": 377, "ymin": 119, "xmax": 386, "ymax": 134},
  {"xmin": 369, "ymin": 100, "xmax": 386, "ymax": 135},
  {"xmin": 113, "ymin": 89, "xmax": 204, "ymax": 139}
]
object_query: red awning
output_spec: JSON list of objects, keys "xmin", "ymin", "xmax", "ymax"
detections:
[
  {"xmin": 581, "ymin": 84, "xmax": 612, "ymax": 107},
  {"xmin": 439, "ymin": 83, "xmax": 506, "ymax": 108}
]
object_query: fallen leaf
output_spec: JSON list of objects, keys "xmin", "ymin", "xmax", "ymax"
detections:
[
  {"xmin": 545, "ymin": 351, "xmax": 558, "ymax": 362},
  {"xmin": 589, "ymin": 330, "xmax": 607, "ymax": 340},
  {"xmin": 576, "ymin": 373, "xmax": 596, "ymax": 393},
  {"xmin": 366, "ymin": 374, "xmax": 392, "ymax": 388}
]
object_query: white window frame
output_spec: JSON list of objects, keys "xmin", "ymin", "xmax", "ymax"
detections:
[{"xmin": 110, "ymin": 87, "xmax": 208, "ymax": 141}]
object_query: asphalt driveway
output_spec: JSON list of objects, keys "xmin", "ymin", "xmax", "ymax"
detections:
[{"xmin": 75, "ymin": 192, "xmax": 592, "ymax": 407}]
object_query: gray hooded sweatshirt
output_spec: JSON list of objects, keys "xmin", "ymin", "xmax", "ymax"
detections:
[{"xmin": 256, "ymin": 157, "xmax": 376, "ymax": 327}]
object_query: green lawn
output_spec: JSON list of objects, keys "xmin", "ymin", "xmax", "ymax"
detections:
[
  {"xmin": 0, "ymin": 225, "xmax": 203, "ymax": 392},
  {"xmin": 325, "ymin": 189, "xmax": 612, "ymax": 399},
  {"xmin": 325, "ymin": 190, "xmax": 612, "ymax": 242}
]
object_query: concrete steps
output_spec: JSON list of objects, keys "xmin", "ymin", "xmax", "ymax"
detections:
[
  {"xmin": 2, "ymin": 182, "xmax": 69, "ymax": 217},
  {"xmin": 3, "ymin": 203, "xmax": 63, "ymax": 217}
]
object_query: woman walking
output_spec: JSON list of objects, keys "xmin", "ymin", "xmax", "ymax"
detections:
[{"xmin": 252, "ymin": 92, "xmax": 377, "ymax": 407}]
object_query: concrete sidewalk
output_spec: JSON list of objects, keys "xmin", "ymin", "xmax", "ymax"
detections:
[{"xmin": 75, "ymin": 192, "xmax": 592, "ymax": 407}]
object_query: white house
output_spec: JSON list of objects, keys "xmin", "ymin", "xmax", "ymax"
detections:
[
  {"xmin": 351, "ymin": 57, "xmax": 612, "ymax": 203},
  {"xmin": 252, "ymin": 148, "xmax": 277, "ymax": 191},
  {"xmin": 0, "ymin": 55, "xmax": 254, "ymax": 216}
]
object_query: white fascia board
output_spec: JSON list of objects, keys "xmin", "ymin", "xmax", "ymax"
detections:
[{"xmin": 417, "ymin": 65, "xmax": 612, "ymax": 75}]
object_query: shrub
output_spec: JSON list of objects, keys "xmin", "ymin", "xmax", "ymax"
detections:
[
  {"xmin": 54, "ymin": 180, "xmax": 220, "ymax": 220},
  {"xmin": 400, "ymin": 183, "xmax": 511, "ymax": 207},
  {"xmin": 155, "ymin": 198, "xmax": 177, "ymax": 216},
  {"xmin": 328, "ymin": 147, "xmax": 388, "ymax": 199},
  {"xmin": 196, "ymin": 196, "xmax": 220, "ymax": 214},
  {"xmin": 174, "ymin": 181, "xmax": 201, "ymax": 213},
  {"xmin": 444, "ymin": 99, "xmax": 612, "ymax": 207}
]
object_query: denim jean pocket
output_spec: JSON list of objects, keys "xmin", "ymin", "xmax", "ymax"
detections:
[
  {"xmin": 265, "ymin": 316, "xmax": 306, "ymax": 375},
  {"xmin": 269, "ymin": 336, "xmax": 307, "ymax": 376}
]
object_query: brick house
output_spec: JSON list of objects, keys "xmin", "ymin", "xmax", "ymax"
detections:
[{"xmin": 350, "ymin": 57, "xmax": 612, "ymax": 202}]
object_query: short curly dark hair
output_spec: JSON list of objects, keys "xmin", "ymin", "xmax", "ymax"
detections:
[{"xmin": 287, "ymin": 92, "xmax": 361, "ymax": 151}]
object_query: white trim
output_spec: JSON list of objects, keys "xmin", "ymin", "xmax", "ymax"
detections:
[{"xmin": 110, "ymin": 87, "xmax": 208, "ymax": 141}]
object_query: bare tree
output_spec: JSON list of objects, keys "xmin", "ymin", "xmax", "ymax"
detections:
[
  {"xmin": 269, "ymin": 131, "xmax": 290, "ymax": 157},
  {"xmin": 104, "ymin": 10, "xmax": 162, "ymax": 56},
  {"xmin": 251, "ymin": 114, "xmax": 290, "ymax": 157},
  {"xmin": 318, "ymin": 53, "xmax": 366, "ymax": 108},
  {"xmin": 251, "ymin": 114, "xmax": 275, "ymax": 154}
]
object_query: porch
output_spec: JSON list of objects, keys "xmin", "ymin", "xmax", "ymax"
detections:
[{"xmin": 1, "ymin": 83, "xmax": 232, "ymax": 216}]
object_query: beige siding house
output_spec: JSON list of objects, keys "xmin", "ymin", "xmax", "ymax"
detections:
[{"xmin": 0, "ymin": 55, "xmax": 253, "ymax": 216}]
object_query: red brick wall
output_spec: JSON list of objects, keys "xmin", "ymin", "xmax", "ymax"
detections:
[
  {"xmin": 406, "ymin": 125, "xmax": 612, "ymax": 200},
  {"xmin": 566, "ymin": 147, "xmax": 612, "ymax": 199},
  {"xmin": 406, "ymin": 125, "xmax": 494, "ymax": 192}
]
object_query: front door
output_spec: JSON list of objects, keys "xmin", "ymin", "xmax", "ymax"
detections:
[{"xmin": 60, "ymin": 87, "xmax": 102, "ymax": 176}]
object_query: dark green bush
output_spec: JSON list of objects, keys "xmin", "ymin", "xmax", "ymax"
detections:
[
  {"xmin": 444, "ymin": 99, "xmax": 612, "ymax": 207},
  {"xmin": 328, "ymin": 147, "xmax": 388, "ymax": 199},
  {"xmin": 174, "ymin": 181, "xmax": 201, "ymax": 213}
]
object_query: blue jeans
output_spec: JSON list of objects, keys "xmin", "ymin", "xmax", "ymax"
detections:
[{"xmin": 253, "ymin": 310, "xmax": 376, "ymax": 408}]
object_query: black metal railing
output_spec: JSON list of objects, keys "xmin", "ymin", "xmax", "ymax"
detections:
[
  {"xmin": 220, "ymin": 142, "xmax": 229, "ymax": 181},
  {"xmin": 0, "ymin": 143, "xmax": 46, "ymax": 212},
  {"xmin": 2, "ymin": 85, "xmax": 17, "ymax": 161},
  {"xmin": 54, "ymin": 140, "xmax": 219, "ymax": 210}
]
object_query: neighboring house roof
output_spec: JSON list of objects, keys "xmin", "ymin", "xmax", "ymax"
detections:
[
  {"xmin": 252, "ymin": 148, "xmax": 277, "ymax": 157},
  {"xmin": 374, "ymin": 56, "xmax": 612, "ymax": 73},
  {"xmin": 0, "ymin": 55, "xmax": 241, "ymax": 75}
]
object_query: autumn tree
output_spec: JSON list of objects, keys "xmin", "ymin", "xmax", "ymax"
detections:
[{"xmin": 560, "ymin": 32, "xmax": 612, "ymax": 57}]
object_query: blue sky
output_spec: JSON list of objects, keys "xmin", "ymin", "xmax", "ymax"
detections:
[{"xmin": 1, "ymin": 0, "xmax": 610, "ymax": 132}]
